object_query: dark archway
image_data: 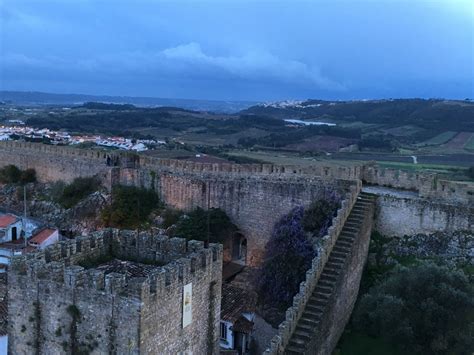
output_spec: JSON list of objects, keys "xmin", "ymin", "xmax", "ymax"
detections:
[
  {"xmin": 11, "ymin": 227, "xmax": 17, "ymax": 241},
  {"xmin": 232, "ymin": 233, "xmax": 247, "ymax": 265}
]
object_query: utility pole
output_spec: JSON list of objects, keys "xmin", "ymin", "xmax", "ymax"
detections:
[
  {"xmin": 23, "ymin": 185, "xmax": 27, "ymax": 248},
  {"xmin": 206, "ymin": 181, "xmax": 210, "ymax": 248}
]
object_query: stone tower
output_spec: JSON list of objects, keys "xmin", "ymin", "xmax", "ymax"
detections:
[{"xmin": 8, "ymin": 229, "xmax": 222, "ymax": 354}]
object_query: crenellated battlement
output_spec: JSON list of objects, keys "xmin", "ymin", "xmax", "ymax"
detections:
[
  {"xmin": 1, "ymin": 141, "xmax": 471, "ymax": 205},
  {"xmin": 9, "ymin": 229, "xmax": 222, "ymax": 298}
]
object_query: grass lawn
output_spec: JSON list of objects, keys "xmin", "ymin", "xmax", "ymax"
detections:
[{"xmin": 335, "ymin": 332, "xmax": 402, "ymax": 355}]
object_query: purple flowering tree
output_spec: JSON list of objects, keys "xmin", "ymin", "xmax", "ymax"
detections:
[
  {"xmin": 257, "ymin": 192, "xmax": 341, "ymax": 313},
  {"xmin": 258, "ymin": 206, "xmax": 315, "ymax": 310}
]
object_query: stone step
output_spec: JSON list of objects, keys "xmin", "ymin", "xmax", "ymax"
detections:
[
  {"xmin": 331, "ymin": 250, "xmax": 348, "ymax": 259},
  {"xmin": 313, "ymin": 290, "xmax": 331, "ymax": 299},
  {"xmin": 327, "ymin": 254, "xmax": 345, "ymax": 263},
  {"xmin": 309, "ymin": 297, "xmax": 328, "ymax": 308},
  {"xmin": 296, "ymin": 323, "xmax": 315, "ymax": 334},
  {"xmin": 348, "ymin": 211, "xmax": 365, "ymax": 218},
  {"xmin": 344, "ymin": 221, "xmax": 360, "ymax": 227},
  {"xmin": 304, "ymin": 303, "xmax": 324, "ymax": 315},
  {"xmin": 303, "ymin": 306, "xmax": 324, "ymax": 318},
  {"xmin": 319, "ymin": 278, "xmax": 336, "ymax": 287},
  {"xmin": 300, "ymin": 314, "xmax": 322, "ymax": 326},
  {"xmin": 347, "ymin": 216, "xmax": 364, "ymax": 223},
  {"xmin": 319, "ymin": 273, "xmax": 338, "ymax": 283},
  {"xmin": 339, "ymin": 233, "xmax": 356, "ymax": 240},
  {"xmin": 342, "ymin": 226, "xmax": 359, "ymax": 234},
  {"xmin": 352, "ymin": 204, "xmax": 368, "ymax": 210},
  {"xmin": 346, "ymin": 215, "xmax": 364, "ymax": 222},
  {"xmin": 326, "ymin": 261, "xmax": 344, "ymax": 271},
  {"xmin": 294, "ymin": 329, "xmax": 311, "ymax": 340},
  {"xmin": 314, "ymin": 284, "xmax": 333, "ymax": 294},
  {"xmin": 359, "ymin": 194, "xmax": 377, "ymax": 201},
  {"xmin": 336, "ymin": 239, "xmax": 353, "ymax": 248},
  {"xmin": 285, "ymin": 346, "xmax": 303, "ymax": 355},
  {"xmin": 333, "ymin": 244, "xmax": 351, "ymax": 252},
  {"xmin": 327, "ymin": 255, "xmax": 345, "ymax": 264},
  {"xmin": 338, "ymin": 238, "xmax": 355, "ymax": 246},
  {"xmin": 322, "ymin": 268, "xmax": 340, "ymax": 277},
  {"xmin": 286, "ymin": 340, "xmax": 306, "ymax": 353},
  {"xmin": 289, "ymin": 337, "xmax": 306, "ymax": 346}
]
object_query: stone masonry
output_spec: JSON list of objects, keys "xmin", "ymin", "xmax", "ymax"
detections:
[{"xmin": 8, "ymin": 229, "xmax": 222, "ymax": 354}]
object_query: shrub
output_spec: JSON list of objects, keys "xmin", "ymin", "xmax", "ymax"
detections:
[
  {"xmin": 173, "ymin": 207, "xmax": 236, "ymax": 243},
  {"xmin": 58, "ymin": 177, "xmax": 101, "ymax": 209},
  {"xmin": 20, "ymin": 169, "xmax": 37, "ymax": 184},
  {"xmin": 101, "ymin": 185, "xmax": 160, "ymax": 229},
  {"xmin": 353, "ymin": 262, "xmax": 474, "ymax": 354},
  {"xmin": 302, "ymin": 192, "xmax": 341, "ymax": 236},
  {"xmin": 258, "ymin": 207, "xmax": 315, "ymax": 310},
  {"xmin": 0, "ymin": 165, "xmax": 21, "ymax": 183},
  {"xmin": 467, "ymin": 166, "xmax": 474, "ymax": 180},
  {"xmin": 0, "ymin": 165, "xmax": 37, "ymax": 185},
  {"xmin": 161, "ymin": 208, "xmax": 183, "ymax": 229}
]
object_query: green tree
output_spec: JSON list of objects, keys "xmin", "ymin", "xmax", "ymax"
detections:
[
  {"xmin": 0, "ymin": 165, "xmax": 21, "ymax": 183},
  {"xmin": 302, "ymin": 194, "xmax": 340, "ymax": 236},
  {"xmin": 58, "ymin": 177, "xmax": 101, "ymax": 208},
  {"xmin": 354, "ymin": 262, "xmax": 474, "ymax": 354},
  {"xmin": 101, "ymin": 185, "xmax": 160, "ymax": 229},
  {"xmin": 173, "ymin": 207, "xmax": 236, "ymax": 243},
  {"xmin": 0, "ymin": 165, "xmax": 37, "ymax": 185},
  {"xmin": 20, "ymin": 169, "xmax": 37, "ymax": 185}
]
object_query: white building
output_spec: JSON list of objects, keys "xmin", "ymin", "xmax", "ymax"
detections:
[
  {"xmin": 28, "ymin": 228, "xmax": 59, "ymax": 250},
  {"xmin": 0, "ymin": 215, "xmax": 22, "ymax": 243},
  {"xmin": 220, "ymin": 284, "xmax": 256, "ymax": 354}
]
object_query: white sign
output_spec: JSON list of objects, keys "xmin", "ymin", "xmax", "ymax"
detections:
[{"xmin": 182, "ymin": 283, "xmax": 193, "ymax": 328}]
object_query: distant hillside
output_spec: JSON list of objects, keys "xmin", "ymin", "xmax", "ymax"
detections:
[
  {"xmin": 242, "ymin": 99, "xmax": 474, "ymax": 132},
  {"xmin": 0, "ymin": 91, "xmax": 257, "ymax": 113}
]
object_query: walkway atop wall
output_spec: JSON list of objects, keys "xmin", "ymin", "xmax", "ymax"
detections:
[{"xmin": 284, "ymin": 192, "xmax": 376, "ymax": 355}]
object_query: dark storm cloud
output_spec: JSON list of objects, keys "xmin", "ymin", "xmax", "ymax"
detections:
[{"xmin": 1, "ymin": 0, "xmax": 473, "ymax": 101}]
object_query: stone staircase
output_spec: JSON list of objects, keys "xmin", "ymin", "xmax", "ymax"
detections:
[{"xmin": 284, "ymin": 192, "xmax": 376, "ymax": 354}]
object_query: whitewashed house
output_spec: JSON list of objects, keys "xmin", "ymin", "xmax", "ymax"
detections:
[
  {"xmin": 28, "ymin": 228, "xmax": 59, "ymax": 250},
  {"xmin": 220, "ymin": 284, "xmax": 256, "ymax": 354},
  {"xmin": 0, "ymin": 215, "xmax": 22, "ymax": 243}
]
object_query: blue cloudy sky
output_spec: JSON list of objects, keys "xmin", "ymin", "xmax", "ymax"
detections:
[{"xmin": 0, "ymin": 0, "xmax": 473, "ymax": 101}]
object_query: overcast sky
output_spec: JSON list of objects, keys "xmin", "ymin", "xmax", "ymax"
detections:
[{"xmin": 0, "ymin": 0, "xmax": 473, "ymax": 101}]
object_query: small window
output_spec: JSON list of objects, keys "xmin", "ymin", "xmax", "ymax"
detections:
[{"xmin": 220, "ymin": 322, "xmax": 227, "ymax": 340}]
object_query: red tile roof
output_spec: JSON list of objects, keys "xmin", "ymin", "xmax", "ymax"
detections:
[
  {"xmin": 29, "ymin": 228, "xmax": 56, "ymax": 245},
  {"xmin": 0, "ymin": 214, "xmax": 18, "ymax": 228},
  {"xmin": 221, "ymin": 284, "xmax": 256, "ymax": 323}
]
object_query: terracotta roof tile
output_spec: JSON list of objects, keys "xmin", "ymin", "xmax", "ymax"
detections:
[
  {"xmin": 221, "ymin": 284, "xmax": 256, "ymax": 323},
  {"xmin": 29, "ymin": 228, "xmax": 57, "ymax": 245},
  {"xmin": 0, "ymin": 214, "xmax": 18, "ymax": 228}
]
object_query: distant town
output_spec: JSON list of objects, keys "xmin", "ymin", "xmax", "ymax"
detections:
[{"xmin": 0, "ymin": 120, "xmax": 164, "ymax": 152}]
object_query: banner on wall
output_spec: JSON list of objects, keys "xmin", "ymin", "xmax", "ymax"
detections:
[{"xmin": 182, "ymin": 283, "xmax": 193, "ymax": 328}]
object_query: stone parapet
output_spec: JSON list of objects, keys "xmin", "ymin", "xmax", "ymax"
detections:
[{"xmin": 263, "ymin": 181, "xmax": 362, "ymax": 354}]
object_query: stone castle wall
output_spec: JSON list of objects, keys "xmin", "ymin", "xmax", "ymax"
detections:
[
  {"xmin": 0, "ymin": 142, "xmax": 472, "ymax": 206},
  {"xmin": 8, "ymin": 229, "xmax": 222, "ymax": 354},
  {"xmin": 265, "ymin": 182, "xmax": 362, "ymax": 353},
  {"xmin": 362, "ymin": 165, "xmax": 473, "ymax": 205},
  {"xmin": 374, "ymin": 195, "xmax": 473, "ymax": 237},
  {"xmin": 310, "ymin": 195, "xmax": 374, "ymax": 355},
  {"xmin": 0, "ymin": 141, "xmax": 472, "ymax": 266},
  {"xmin": 156, "ymin": 174, "xmax": 353, "ymax": 266}
]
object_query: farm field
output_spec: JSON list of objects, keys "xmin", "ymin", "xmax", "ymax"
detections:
[
  {"xmin": 442, "ymin": 131, "xmax": 473, "ymax": 149},
  {"xmin": 419, "ymin": 131, "xmax": 457, "ymax": 146},
  {"xmin": 465, "ymin": 134, "xmax": 474, "ymax": 150}
]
